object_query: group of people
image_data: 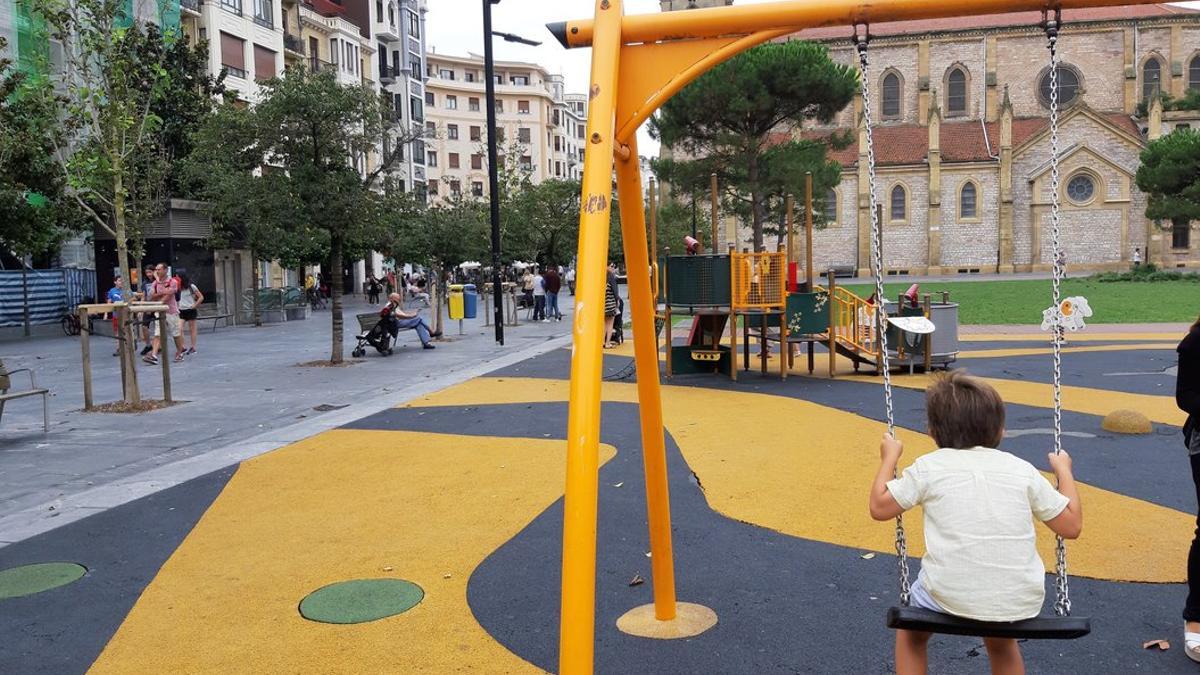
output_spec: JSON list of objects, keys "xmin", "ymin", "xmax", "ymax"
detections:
[
  {"xmin": 858, "ymin": 314, "xmax": 1200, "ymax": 674},
  {"xmin": 519, "ymin": 265, "xmax": 565, "ymax": 323},
  {"xmin": 364, "ymin": 271, "xmax": 430, "ymax": 308},
  {"xmin": 105, "ymin": 264, "xmax": 204, "ymax": 365}
]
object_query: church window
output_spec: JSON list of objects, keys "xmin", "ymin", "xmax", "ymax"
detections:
[
  {"xmin": 1143, "ymin": 56, "xmax": 1164, "ymax": 102},
  {"xmin": 1189, "ymin": 55, "xmax": 1200, "ymax": 92},
  {"xmin": 1173, "ymin": 221, "xmax": 1191, "ymax": 250},
  {"xmin": 1066, "ymin": 174, "xmax": 1095, "ymax": 205},
  {"xmin": 959, "ymin": 182, "xmax": 977, "ymax": 219},
  {"xmin": 1038, "ymin": 65, "xmax": 1081, "ymax": 108},
  {"xmin": 890, "ymin": 184, "xmax": 907, "ymax": 223},
  {"xmin": 823, "ymin": 189, "xmax": 838, "ymax": 224},
  {"xmin": 881, "ymin": 72, "xmax": 901, "ymax": 119},
  {"xmin": 946, "ymin": 67, "xmax": 968, "ymax": 116}
]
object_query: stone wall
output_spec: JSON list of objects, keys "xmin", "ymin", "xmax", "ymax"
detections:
[
  {"xmin": 940, "ymin": 168, "xmax": 1001, "ymax": 267},
  {"xmin": 811, "ymin": 176, "xmax": 859, "ymax": 271}
]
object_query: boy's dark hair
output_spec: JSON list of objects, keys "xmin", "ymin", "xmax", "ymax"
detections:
[{"xmin": 925, "ymin": 370, "xmax": 1006, "ymax": 449}]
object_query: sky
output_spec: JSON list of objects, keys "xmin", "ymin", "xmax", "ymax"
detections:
[{"xmin": 425, "ymin": 1, "xmax": 1200, "ymax": 157}]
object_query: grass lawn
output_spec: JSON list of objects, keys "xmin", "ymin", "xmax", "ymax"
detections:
[{"xmin": 842, "ymin": 278, "xmax": 1200, "ymax": 325}]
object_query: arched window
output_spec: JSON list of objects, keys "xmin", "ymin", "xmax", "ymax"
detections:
[
  {"xmin": 1143, "ymin": 56, "xmax": 1164, "ymax": 102},
  {"xmin": 890, "ymin": 185, "xmax": 907, "ymax": 222},
  {"xmin": 1189, "ymin": 55, "xmax": 1200, "ymax": 92},
  {"xmin": 824, "ymin": 188, "xmax": 838, "ymax": 224},
  {"xmin": 1038, "ymin": 65, "xmax": 1081, "ymax": 108},
  {"xmin": 960, "ymin": 182, "xmax": 977, "ymax": 219},
  {"xmin": 881, "ymin": 72, "xmax": 901, "ymax": 119},
  {"xmin": 946, "ymin": 67, "xmax": 968, "ymax": 116}
]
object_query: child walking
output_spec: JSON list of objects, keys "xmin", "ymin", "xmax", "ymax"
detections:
[{"xmin": 868, "ymin": 371, "xmax": 1082, "ymax": 675}]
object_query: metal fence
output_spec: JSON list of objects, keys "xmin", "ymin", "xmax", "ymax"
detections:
[{"xmin": 0, "ymin": 268, "xmax": 97, "ymax": 328}]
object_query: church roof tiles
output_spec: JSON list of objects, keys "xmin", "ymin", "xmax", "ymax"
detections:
[
  {"xmin": 794, "ymin": 3, "xmax": 1198, "ymax": 41},
  {"xmin": 784, "ymin": 112, "xmax": 1142, "ymax": 168}
]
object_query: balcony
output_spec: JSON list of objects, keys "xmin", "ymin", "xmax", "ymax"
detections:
[
  {"xmin": 378, "ymin": 64, "xmax": 397, "ymax": 84},
  {"xmin": 180, "ymin": 0, "xmax": 201, "ymax": 15},
  {"xmin": 308, "ymin": 58, "xmax": 335, "ymax": 74},
  {"xmin": 375, "ymin": 20, "xmax": 401, "ymax": 42},
  {"xmin": 283, "ymin": 33, "xmax": 305, "ymax": 56}
]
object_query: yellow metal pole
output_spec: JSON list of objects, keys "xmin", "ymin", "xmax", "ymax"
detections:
[
  {"xmin": 615, "ymin": 135, "xmax": 678, "ymax": 621},
  {"xmin": 560, "ymin": 1, "xmax": 623, "ymax": 673},
  {"xmin": 550, "ymin": 0, "xmax": 1167, "ymax": 49}
]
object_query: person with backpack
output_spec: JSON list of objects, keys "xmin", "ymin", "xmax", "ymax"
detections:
[
  {"xmin": 177, "ymin": 272, "xmax": 205, "ymax": 356},
  {"xmin": 543, "ymin": 265, "xmax": 563, "ymax": 322}
]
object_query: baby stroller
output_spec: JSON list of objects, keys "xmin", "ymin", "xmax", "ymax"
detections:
[
  {"xmin": 352, "ymin": 312, "xmax": 393, "ymax": 358},
  {"xmin": 610, "ymin": 297, "xmax": 625, "ymax": 345}
]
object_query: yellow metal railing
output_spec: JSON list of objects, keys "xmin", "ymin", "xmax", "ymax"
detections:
[
  {"xmin": 829, "ymin": 286, "xmax": 878, "ymax": 358},
  {"xmin": 731, "ymin": 252, "xmax": 786, "ymax": 311}
]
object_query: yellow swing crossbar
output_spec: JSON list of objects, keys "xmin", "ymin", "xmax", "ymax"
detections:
[{"xmin": 553, "ymin": 1, "xmax": 1167, "ymax": 673}]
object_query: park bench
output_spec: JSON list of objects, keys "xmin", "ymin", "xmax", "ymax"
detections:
[
  {"xmin": 197, "ymin": 305, "xmax": 233, "ymax": 333},
  {"xmin": 0, "ymin": 358, "xmax": 49, "ymax": 432},
  {"xmin": 352, "ymin": 312, "xmax": 419, "ymax": 358}
]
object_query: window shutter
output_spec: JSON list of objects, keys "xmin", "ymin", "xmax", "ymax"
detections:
[
  {"xmin": 254, "ymin": 45, "xmax": 276, "ymax": 82},
  {"xmin": 221, "ymin": 32, "xmax": 245, "ymax": 71}
]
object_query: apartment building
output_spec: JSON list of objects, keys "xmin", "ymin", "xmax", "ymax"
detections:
[
  {"xmin": 374, "ymin": 0, "xmax": 428, "ymax": 195},
  {"xmin": 179, "ymin": 0, "xmax": 285, "ymax": 101},
  {"xmin": 423, "ymin": 51, "xmax": 587, "ymax": 200}
]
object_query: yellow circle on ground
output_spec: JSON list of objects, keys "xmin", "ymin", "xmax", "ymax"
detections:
[
  {"xmin": 1101, "ymin": 409, "xmax": 1154, "ymax": 434},
  {"xmin": 616, "ymin": 602, "xmax": 718, "ymax": 639}
]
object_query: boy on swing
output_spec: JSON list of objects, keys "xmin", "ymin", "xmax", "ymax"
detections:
[{"xmin": 869, "ymin": 371, "xmax": 1083, "ymax": 675}]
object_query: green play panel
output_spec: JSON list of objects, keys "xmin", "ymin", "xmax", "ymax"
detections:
[
  {"xmin": 299, "ymin": 578, "xmax": 424, "ymax": 624},
  {"xmin": 0, "ymin": 562, "xmax": 87, "ymax": 600}
]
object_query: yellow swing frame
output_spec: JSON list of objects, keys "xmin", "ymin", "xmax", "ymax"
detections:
[{"xmin": 550, "ymin": 1, "xmax": 1159, "ymax": 672}]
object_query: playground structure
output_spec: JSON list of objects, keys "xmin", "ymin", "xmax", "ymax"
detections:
[
  {"xmin": 655, "ymin": 174, "xmax": 960, "ymax": 381},
  {"xmin": 550, "ymin": 0, "xmax": 1131, "ymax": 671}
]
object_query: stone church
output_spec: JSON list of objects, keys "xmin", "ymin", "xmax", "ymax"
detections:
[{"xmin": 662, "ymin": 1, "xmax": 1200, "ymax": 275}]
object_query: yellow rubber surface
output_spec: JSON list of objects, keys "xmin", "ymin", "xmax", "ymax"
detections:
[
  {"xmin": 410, "ymin": 377, "xmax": 1191, "ymax": 583},
  {"xmin": 90, "ymin": 430, "xmax": 616, "ymax": 674},
  {"xmin": 957, "ymin": 343, "xmax": 1176, "ymax": 359},
  {"xmin": 850, "ymin": 372, "xmax": 1187, "ymax": 427},
  {"xmin": 960, "ymin": 333, "xmax": 1183, "ymax": 342}
]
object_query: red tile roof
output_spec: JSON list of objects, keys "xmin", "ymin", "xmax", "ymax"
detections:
[
  {"xmin": 306, "ymin": 0, "xmax": 345, "ymax": 17},
  {"xmin": 795, "ymin": 3, "xmax": 1198, "ymax": 41},
  {"xmin": 782, "ymin": 111, "xmax": 1142, "ymax": 168}
]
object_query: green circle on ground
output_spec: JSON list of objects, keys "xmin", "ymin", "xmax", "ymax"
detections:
[
  {"xmin": 0, "ymin": 562, "xmax": 87, "ymax": 600},
  {"xmin": 299, "ymin": 578, "xmax": 424, "ymax": 624}
]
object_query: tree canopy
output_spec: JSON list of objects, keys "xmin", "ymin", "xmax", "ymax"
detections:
[
  {"xmin": 651, "ymin": 40, "xmax": 856, "ymax": 251},
  {"xmin": 190, "ymin": 68, "xmax": 422, "ymax": 362},
  {"xmin": 0, "ymin": 37, "xmax": 77, "ymax": 261},
  {"xmin": 1135, "ymin": 128, "xmax": 1200, "ymax": 227}
]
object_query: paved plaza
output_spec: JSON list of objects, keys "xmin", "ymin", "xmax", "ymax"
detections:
[{"xmin": 1, "ymin": 310, "xmax": 1197, "ymax": 673}]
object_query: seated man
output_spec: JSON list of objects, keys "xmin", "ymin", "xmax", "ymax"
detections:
[{"xmin": 382, "ymin": 292, "xmax": 441, "ymax": 349}]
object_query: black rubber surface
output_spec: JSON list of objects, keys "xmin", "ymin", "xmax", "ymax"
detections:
[{"xmin": 0, "ymin": 467, "xmax": 235, "ymax": 675}]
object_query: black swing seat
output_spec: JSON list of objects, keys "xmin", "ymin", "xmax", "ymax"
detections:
[{"xmin": 886, "ymin": 606, "xmax": 1091, "ymax": 640}]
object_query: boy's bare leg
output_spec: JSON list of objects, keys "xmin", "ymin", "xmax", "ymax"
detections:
[
  {"xmin": 895, "ymin": 629, "xmax": 932, "ymax": 675},
  {"xmin": 982, "ymin": 637, "xmax": 1025, "ymax": 675}
]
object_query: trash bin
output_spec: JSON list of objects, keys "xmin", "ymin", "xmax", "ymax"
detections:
[
  {"xmin": 462, "ymin": 284, "xmax": 477, "ymax": 319},
  {"xmin": 448, "ymin": 284, "xmax": 465, "ymax": 320}
]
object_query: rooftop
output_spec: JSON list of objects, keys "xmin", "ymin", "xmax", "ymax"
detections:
[{"xmin": 794, "ymin": 3, "xmax": 1199, "ymax": 41}]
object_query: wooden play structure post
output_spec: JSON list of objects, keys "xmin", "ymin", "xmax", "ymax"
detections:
[
  {"xmin": 805, "ymin": 173, "xmax": 815, "ymax": 292},
  {"xmin": 785, "ymin": 194, "xmax": 795, "ymax": 290},
  {"xmin": 548, "ymin": 1, "xmax": 1163, "ymax": 671},
  {"xmin": 79, "ymin": 306, "xmax": 93, "ymax": 410},
  {"xmin": 158, "ymin": 314, "xmax": 172, "ymax": 404},
  {"xmin": 827, "ymin": 269, "xmax": 838, "ymax": 378},
  {"xmin": 709, "ymin": 172, "xmax": 719, "ymax": 252}
]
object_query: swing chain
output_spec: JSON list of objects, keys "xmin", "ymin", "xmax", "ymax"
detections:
[
  {"xmin": 856, "ymin": 29, "xmax": 910, "ymax": 607},
  {"xmin": 1044, "ymin": 8, "xmax": 1072, "ymax": 618}
]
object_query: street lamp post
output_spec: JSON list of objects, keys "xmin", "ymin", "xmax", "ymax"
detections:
[{"xmin": 482, "ymin": 1, "xmax": 540, "ymax": 346}]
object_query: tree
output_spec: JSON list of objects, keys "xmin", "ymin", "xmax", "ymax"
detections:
[
  {"xmin": 1136, "ymin": 128, "xmax": 1200, "ymax": 235},
  {"xmin": 193, "ymin": 68, "xmax": 422, "ymax": 362},
  {"xmin": 651, "ymin": 40, "xmax": 857, "ymax": 251},
  {"xmin": 36, "ymin": 0, "xmax": 178, "ymax": 289},
  {"xmin": 390, "ymin": 194, "xmax": 488, "ymax": 336},
  {"xmin": 0, "ymin": 37, "xmax": 78, "ymax": 260},
  {"xmin": 505, "ymin": 178, "xmax": 582, "ymax": 266}
]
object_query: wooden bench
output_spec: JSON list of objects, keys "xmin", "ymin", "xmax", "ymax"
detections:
[{"xmin": 0, "ymin": 358, "xmax": 49, "ymax": 432}]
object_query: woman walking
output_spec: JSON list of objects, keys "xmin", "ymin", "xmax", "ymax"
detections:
[
  {"xmin": 177, "ymin": 273, "xmax": 205, "ymax": 355},
  {"xmin": 1180, "ymin": 314, "xmax": 1200, "ymax": 661},
  {"xmin": 603, "ymin": 263, "xmax": 619, "ymax": 348}
]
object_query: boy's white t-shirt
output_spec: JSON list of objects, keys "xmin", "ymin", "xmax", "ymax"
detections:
[
  {"xmin": 886, "ymin": 446, "xmax": 1069, "ymax": 622},
  {"xmin": 533, "ymin": 275, "xmax": 546, "ymax": 296}
]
